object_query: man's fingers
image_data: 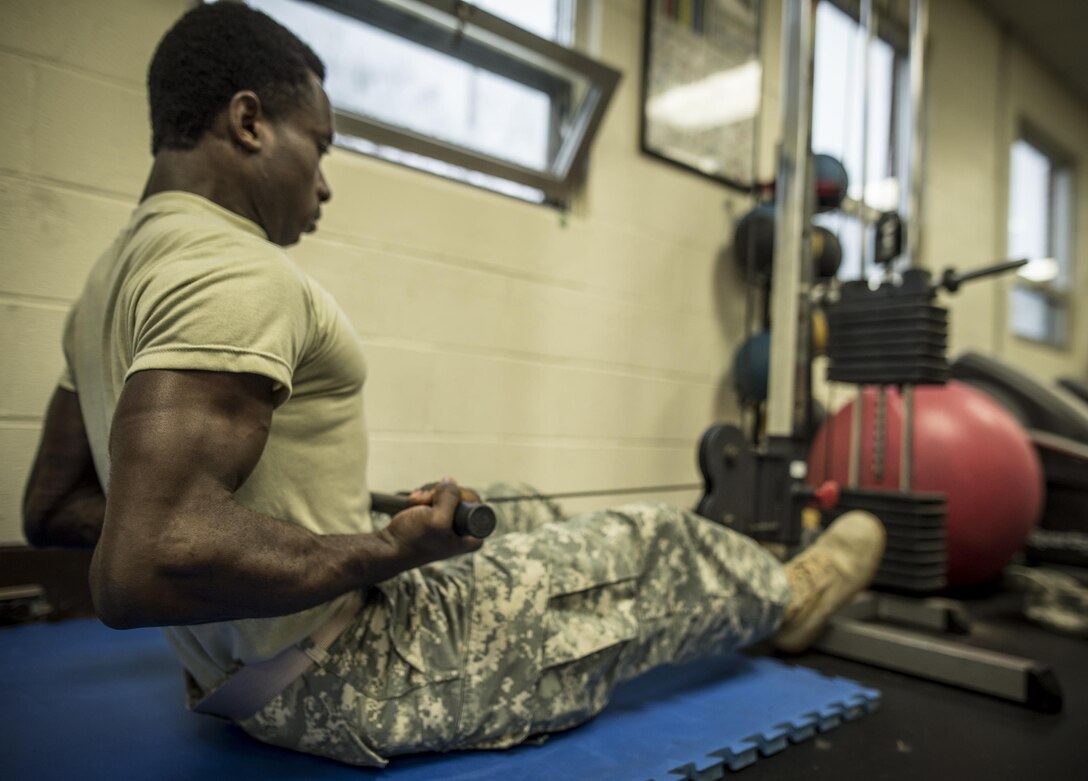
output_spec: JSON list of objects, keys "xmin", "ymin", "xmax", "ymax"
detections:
[
  {"xmin": 407, "ymin": 488, "xmax": 432, "ymax": 506},
  {"xmin": 410, "ymin": 481, "xmax": 438, "ymax": 501},
  {"xmin": 409, "ymin": 478, "xmax": 465, "ymax": 507},
  {"xmin": 430, "ymin": 480, "xmax": 462, "ymax": 519}
]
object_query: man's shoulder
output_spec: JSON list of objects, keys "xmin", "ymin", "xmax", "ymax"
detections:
[
  {"xmin": 130, "ymin": 209, "xmax": 300, "ymax": 288},
  {"xmin": 128, "ymin": 192, "xmax": 275, "ymax": 261},
  {"xmin": 136, "ymin": 206, "xmax": 272, "ymax": 260},
  {"xmin": 117, "ymin": 194, "xmax": 319, "ymax": 333}
]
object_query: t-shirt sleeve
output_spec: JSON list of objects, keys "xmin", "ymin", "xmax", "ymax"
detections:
[
  {"xmin": 57, "ymin": 365, "xmax": 76, "ymax": 393},
  {"xmin": 125, "ymin": 240, "xmax": 311, "ymax": 407}
]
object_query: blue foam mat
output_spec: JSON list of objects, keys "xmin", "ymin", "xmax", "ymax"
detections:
[{"xmin": 0, "ymin": 619, "xmax": 880, "ymax": 780}]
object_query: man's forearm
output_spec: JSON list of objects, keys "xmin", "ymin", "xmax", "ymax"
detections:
[
  {"xmin": 90, "ymin": 493, "xmax": 416, "ymax": 629},
  {"xmin": 23, "ymin": 387, "xmax": 106, "ymax": 549},
  {"xmin": 93, "ymin": 371, "xmax": 481, "ymax": 629},
  {"xmin": 24, "ymin": 486, "xmax": 105, "ymax": 549}
]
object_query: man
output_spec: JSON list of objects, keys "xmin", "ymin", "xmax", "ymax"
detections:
[{"xmin": 22, "ymin": 2, "xmax": 885, "ymax": 768}]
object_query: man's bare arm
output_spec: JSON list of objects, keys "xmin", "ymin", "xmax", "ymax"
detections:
[
  {"xmin": 23, "ymin": 387, "xmax": 106, "ymax": 548},
  {"xmin": 91, "ymin": 369, "xmax": 481, "ymax": 629}
]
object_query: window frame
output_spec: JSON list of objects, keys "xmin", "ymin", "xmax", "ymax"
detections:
[{"xmin": 301, "ymin": 0, "xmax": 621, "ymax": 204}]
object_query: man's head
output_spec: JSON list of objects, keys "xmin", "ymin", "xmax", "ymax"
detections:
[
  {"xmin": 148, "ymin": 3, "xmax": 333, "ymax": 246},
  {"xmin": 149, "ymin": 2, "xmax": 325, "ymax": 154}
]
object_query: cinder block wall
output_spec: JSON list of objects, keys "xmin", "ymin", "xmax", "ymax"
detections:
[
  {"xmin": 0, "ymin": 0, "xmax": 755, "ymax": 542},
  {"xmin": 2, "ymin": 0, "xmax": 173, "ymax": 543},
  {"xmin": 925, "ymin": 0, "xmax": 1088, "ymax": 379},
  {"xmin": 2, "ymin": 0, "xmax": 1086, "ymax": 544}
]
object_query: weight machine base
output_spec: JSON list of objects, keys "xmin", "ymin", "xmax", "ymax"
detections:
[{"xmin": 812, "ymin": 592, "xmax": 1063, "ymax": 713}]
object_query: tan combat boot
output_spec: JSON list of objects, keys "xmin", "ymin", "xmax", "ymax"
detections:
[{"xmin": 774, "ymin": 511, "xmax": 886, "ymax": 653}]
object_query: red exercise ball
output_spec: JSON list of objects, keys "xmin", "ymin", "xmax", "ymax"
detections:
[{"xmin": 808, "ymin": 381, "xmax": 1044, "ymax": 586}]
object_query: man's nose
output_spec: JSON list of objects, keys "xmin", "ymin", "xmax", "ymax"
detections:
[{"xmin": 317, "ymin": 170, "xmax": 332, "ymax": 203}]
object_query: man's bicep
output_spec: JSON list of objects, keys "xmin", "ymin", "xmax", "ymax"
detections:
[
  {"xmin": 93, "ymin": 370, "xmax": 283, "ymax": 627},
  {"xmin": 107, "ymin": 370, "xmax": 275, "ymax": 511}
]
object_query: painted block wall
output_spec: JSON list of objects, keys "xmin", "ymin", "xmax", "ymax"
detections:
[
  {"xmin": 0, "ymin": 0, "xmax": 755, "ymax": 542},
  {"xmin": 2, "ymin": 0, "xmax": 1086, "ymax": 543},
  {"xmin": 925, "ymin": 0, "xmax": 1088, "ymax": 380}
]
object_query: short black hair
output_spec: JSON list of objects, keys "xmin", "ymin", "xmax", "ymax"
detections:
[{"xmin": 148, "ymin": 2, "xmax": 326, "ymax": 154}]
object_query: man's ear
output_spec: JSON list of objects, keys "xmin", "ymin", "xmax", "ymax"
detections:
[{"xmin": 226, "ymin": 90, "xmax": 265, "ymax": 153}]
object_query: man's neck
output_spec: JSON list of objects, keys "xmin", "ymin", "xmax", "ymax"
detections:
[{"xmin": 141, "ymin": 147, "xmax": 257, "ymax": 228}]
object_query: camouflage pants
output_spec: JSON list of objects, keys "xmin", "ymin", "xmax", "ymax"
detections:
[{"xmin": 239, "ymin": 484, "xmax": 791, "ymax": 767}]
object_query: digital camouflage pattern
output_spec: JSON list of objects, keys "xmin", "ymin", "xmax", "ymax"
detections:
[{"xmin": 237, "ymin": 485, "xmax": 791, "ymax": 766}]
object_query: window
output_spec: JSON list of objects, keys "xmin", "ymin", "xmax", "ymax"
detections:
[
  {"xmin": 810, "ymin": 0, "xmax": 910, "ymax": 281},
  {"xmin": 1007, "ymin": 135, "xmax": 1074, "ymax": 347},
  {"xmin": 246, "ymin": 0, "xmax": 620, "ymax": 204}
]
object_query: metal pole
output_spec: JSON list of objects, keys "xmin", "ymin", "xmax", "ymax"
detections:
[
  {"xmin": 848, "ymin": 387, "xmax": 863, "ymax": 487},
  {"xmin": 907, "ymin": 0, "xmax": 928, "ymax": 269},
  {"xmin": 848, "ymin": 0, "xmax": 876, "ymax": 490},
  {"xmin": 767, "ymin": 0, "xmax": 815, "ymax": 439},
  {"xmin": 900, "ymin": 0, "xmax": 927, "ymax": 492},
  {"xmin": 858, "ymin": 0, "xmax": 874, "ymax": 277},
  {"xmin": 900, "ymin": 385, "xmax": 914, "ymax": 491}
]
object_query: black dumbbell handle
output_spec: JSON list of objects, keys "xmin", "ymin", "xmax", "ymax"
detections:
[{"xmin": 370, "ymin": 492, "xmax": 496, "ymax": 539}]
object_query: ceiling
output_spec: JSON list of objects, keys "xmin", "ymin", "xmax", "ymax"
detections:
[{"xmin": 972, "ymin": 0, "xmax": 1088, "ymax": 108}]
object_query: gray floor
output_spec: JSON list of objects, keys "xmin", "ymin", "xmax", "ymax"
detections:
[{"xmin": 745, "ymin": 585, "xmax": 1087, "ymax": 780}]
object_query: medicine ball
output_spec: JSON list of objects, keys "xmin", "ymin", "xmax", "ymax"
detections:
[{"xmin": 808, "ymin": 382, "xmax": 1044, "ymax": 585}]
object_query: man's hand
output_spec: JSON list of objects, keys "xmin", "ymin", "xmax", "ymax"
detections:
[{"xmin": 384, "ymin": 480, "xmax": 484, "ymax": 567}]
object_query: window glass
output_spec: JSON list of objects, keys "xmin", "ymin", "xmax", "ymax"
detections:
[
  {"xmin": 811, "ymin": 1, "xmax": 907, "ymax": 280},
  {"xmin": 240, "ymin": 0, "xmax": 615, "ymax": 204},
  {"xmin": 1007, "ymin": 136, "xmax": 1074, "ymax": 346},
  {"xmin": 254, "ymin": 0, "xmax": 558, "ymax": 171},
  {"xmin": 1010, "ymin": 286, "xmax": 1052, "ymax": 343},
  {"xmin": 1007, "ymin": 140, "xmax": 1050, "ymax": 260},
  {"xmin": 812, "ymin": 3, "xmax": 898, "ymax": 205}
]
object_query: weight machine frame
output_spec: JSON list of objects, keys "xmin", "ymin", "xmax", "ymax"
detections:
[{"xmin": 696, "ymin": 0, "xmax": 1062, "ymax": 712}]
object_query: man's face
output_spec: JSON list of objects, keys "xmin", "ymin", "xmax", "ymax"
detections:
[{"xmin": 258, "ymin": 73, "xmax": 333, "ymax": 246}]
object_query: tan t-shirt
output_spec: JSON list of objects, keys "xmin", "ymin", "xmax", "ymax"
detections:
[{"xmin": 61, "ymin": 191, "xmax": 371, "ymax": 691}]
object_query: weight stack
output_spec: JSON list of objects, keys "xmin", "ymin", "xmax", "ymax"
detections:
[
  {"xmin": 822, "ymin": 269, "xmax": 951, "ymax": 593},
  {"xmin": 826, "ymin": 269, "xmax": 949, "ymax": 386},
  {"xmin": 826, "ymin": 488, "xmax": 948, "ymax": 593}
]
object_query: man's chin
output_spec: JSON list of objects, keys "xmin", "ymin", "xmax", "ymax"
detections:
[
  {"xmin": 274, "ymin": 232, "xmax": 302, "ymax": 248},
  {"xmin": 274, "ymin": 222, "xmax": 318, "ymax": 247}
]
